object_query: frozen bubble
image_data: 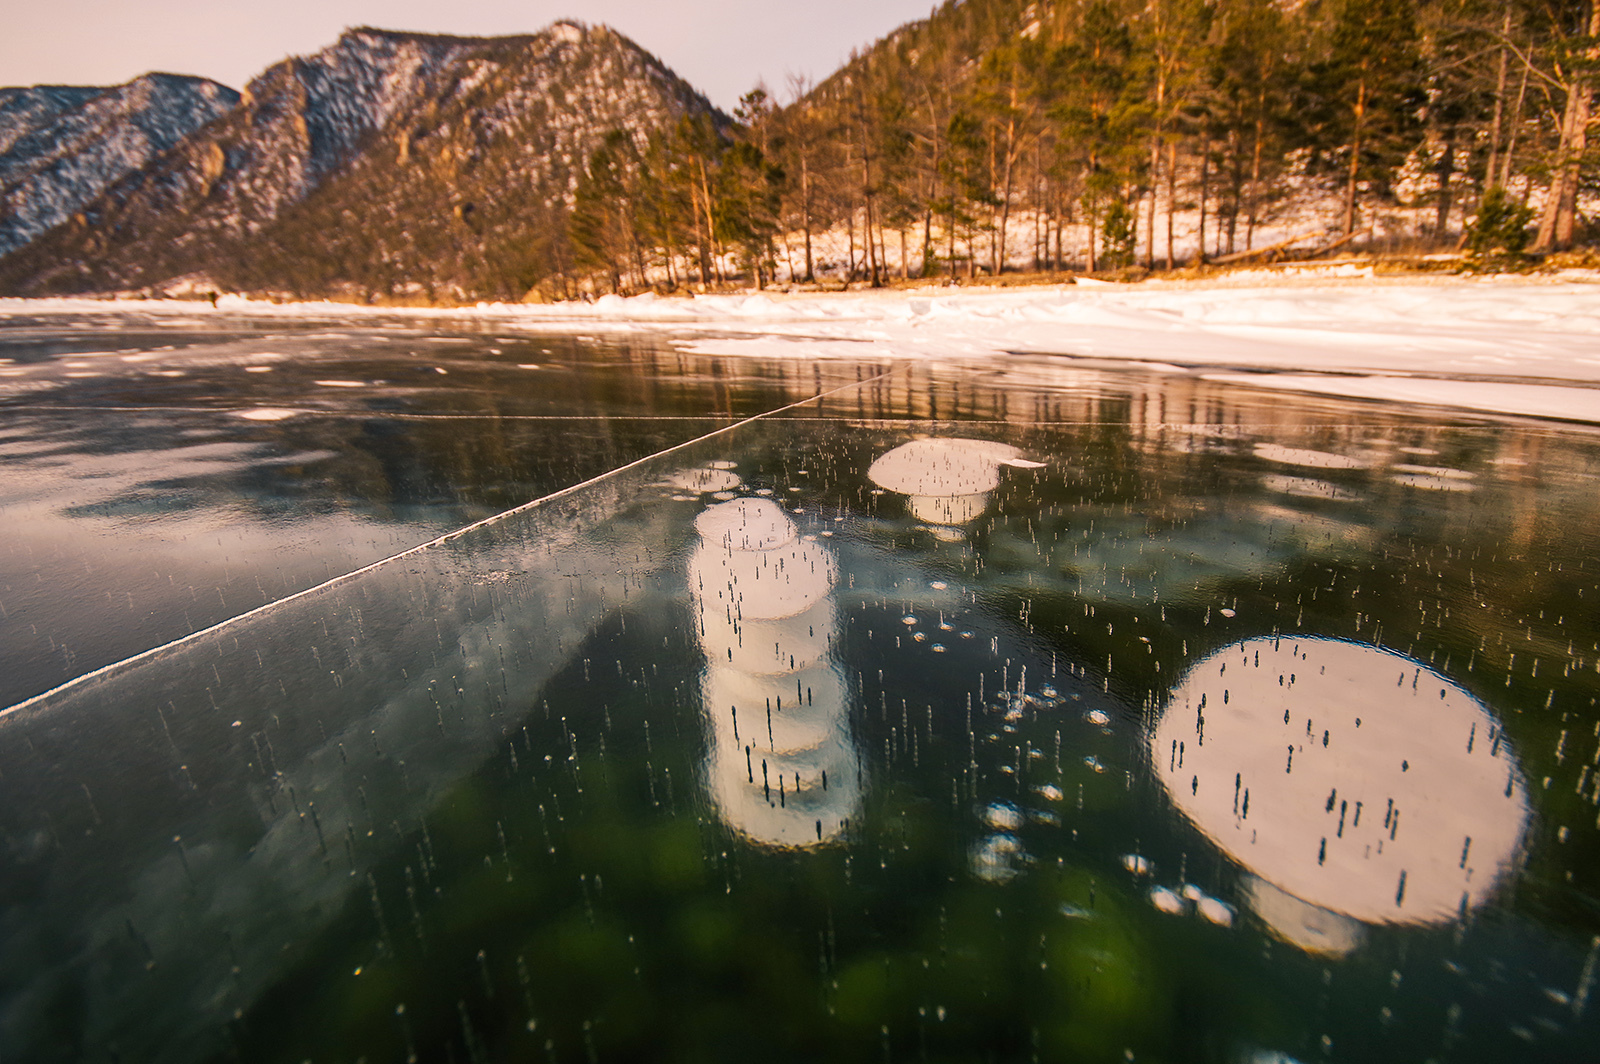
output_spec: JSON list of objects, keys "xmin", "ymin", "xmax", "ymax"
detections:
[
  {"xmin": 236, "ymin": 408, "xmax": 301, "ymax": 421},
  {"xmin": 867, "ymin": 437, "xmax": 1041, "ymax": 527},
  {"xmin": 1242, "ymin": 1051, "xmax": 1306, "ymax": 1064},
  {"xmin": 1156, "ymin": 636, "xmax": 1529, "ymax": 942},
  {"xmin": 693, "ymin": 497, "xmax": 798, "ymax": 551},
  {"xmin": 1150, "ymin": 886, "xmax": 1186, "ymax": 914},
  {"xmin": 1219, "ymin": 608, "xmax": 1236, "ymax": 618},
  {"xmin": 1085, "ymin": 709, "xmax": 1111, "ymax": 726},
  {"xmin": 666, "ymin": 467, "xmax": 742, "ymax": 494},
  {"xmin": 972, "ymin": 834, "xmax": 1023, "ymax": 882},
  {"xmin": 984, "ymin": 803, "xmax": 1024, "ymax": 831},
  {"xmin": 1392, "ymin": 466, "xmax": 1478, "ymax": 492},
  {"xmin": 1121, "ymin": 853, "xmax": 1152, "ymax": 876},
  {"xmin": 1197, "ymin": 896, "xmax": 1236, "ymax": 927},
  {"xmin": 902, "ymin": 615, "xmax": 918, "ymax": 626},
  {"xmin": 1252, "ymin": 443, "xmax": 1370, "ymax": 470},
  {"xmin": 313, "ymin": 379, "xmax": 366, "ymax": 388},
  {"xmin": 1035, "ymin": 784, "xmax": 1063, "ymax": 801},
  {"xmin": 1261, "ymin": 474, "xmax": 1362, "ymax": 502}
]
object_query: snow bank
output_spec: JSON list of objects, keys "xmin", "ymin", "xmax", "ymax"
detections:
[{"xmin": 4, "ymin": 275, "xmax": 1599, "ymax": 424}]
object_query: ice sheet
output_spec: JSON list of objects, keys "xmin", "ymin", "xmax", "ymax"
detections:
[{"xmin": 5, "ymin": 277, "xmax": 1599, "ymax": 422}]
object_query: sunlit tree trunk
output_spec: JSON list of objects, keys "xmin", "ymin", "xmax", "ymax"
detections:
[
  {"xmin": 1532, "ymin": 5, "xmax": 1598, "ymax": 253},
  {"xmin": 1344, "ymin": 70, "xmax": 1368, "ymax": 237}
]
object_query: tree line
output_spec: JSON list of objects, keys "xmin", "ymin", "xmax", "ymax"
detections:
[{"xmin": 566, "ymin": 0, "xmax": 1598, "ymax": 294}]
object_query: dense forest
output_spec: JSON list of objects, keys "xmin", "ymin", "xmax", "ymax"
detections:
[{"xmin": 565, "ymin": 0, "xmax": 1599, "ymax": 294}]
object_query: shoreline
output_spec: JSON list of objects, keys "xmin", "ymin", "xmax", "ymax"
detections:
[
  {"xmin": 4, "ymin": 275, "xmax": 1600, "ymax": 427},
  {"xmin": 3, "ymin": 262, "xmax": 1600, "ymax": 318}
]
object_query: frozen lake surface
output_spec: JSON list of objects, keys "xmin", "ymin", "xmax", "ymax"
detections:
[{"xmin": 1, "ymin": 305, "xmax": 1598, "ymax": 1063}]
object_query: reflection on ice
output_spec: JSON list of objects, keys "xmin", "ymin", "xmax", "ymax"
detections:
[
  {"xmin": 1154, "ymin": 637, "xmax": 1528, "ymax": 954},
  {"xmin": 867, "ymin": 437, "xmax": 1043, "ymax": 529},
  {"xmin": 689, "ymin": 498, "xmax": 860, "ymax": 847}
]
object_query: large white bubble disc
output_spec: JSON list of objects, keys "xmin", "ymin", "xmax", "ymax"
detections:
[{"xmin": 1153, "ymin": 636, "xmax": 1528, "ymax": 945}]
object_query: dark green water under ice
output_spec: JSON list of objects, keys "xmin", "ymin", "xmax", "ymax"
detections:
[{"xmin": 1, "ymin": 313, "xmax": 1597, "ymax": 1063}]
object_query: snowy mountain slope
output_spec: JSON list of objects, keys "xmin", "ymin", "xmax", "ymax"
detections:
[
  {"xmin": 227, "ymin": 21, "xmax": 725, "ymax": 300},
  {"xmin": 0, "ymin": 75, "xmax": 238, "ymax": 258},
  {"xmin": 0, "ymin": 22, "xmax": 723, "ymax": 299},
  {"xmin": 0, "ymin": 86, "xmax": 103, "ymax": 155}
]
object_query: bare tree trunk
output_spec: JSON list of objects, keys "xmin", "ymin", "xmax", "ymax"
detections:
[
  {"xmin": 1165, "ymin": 140, "xmax": 1177, "ymax": 270},
  {"xmin": 846, "ymin": 206, "xmax": 857, "ymax": 282},
  {"xmin": 1532, "ymin": 81, "xmax": 1591, "ymax": 251},
  {"xmin": 801, "ymin": 152, "xmax": 814, "ymax": 281},
  {"xmin": 691, "ymin": 177, "xmax": 711, "ymax": 286},
  {"xmin": 995, "ymin": 114, "xmax": 1019, "ymax": 277},
  {"xmin": 922, "ymin": 207, "xmax": 933, "ymax": 277},
  {"xmin": 1034, "ymin": 166, "xmax": 1046, "ymax": 273},
  {"xmin": 1434, "ymin": 135, "xmax": 1456, "ymax": 238},
  {"xmin": 1146, "ymin": 130, "xmax": 1161, "ymax": 269},
  {"xmin": 1533, "ymin": 6, "xmax": 1598, "ymax": 253},
  {"xmin": 878, "ymin": 216, "xmax": 890, "ymax": 283},
  {"xmin": 1087, "ymin": 198, "xmax": 1098, "ymax": 274},
  {"xmin": 1344, "ymin": 73, "xmax": 1368, "ymax": 236},
  {"xmin": 1197, "ymin": 134, "xmax": 1211, "ymax": 264},
  {"xmin": 1245, "ymin": 110, "xmax": 1264, "ymax": 251},
  {"xmin": 859, "ymin": 145, "xmax": 881, "ymax": 286},
  {"xmin": 947, "ymin": 213, "xmax": 957, "ymax": 280},
  {"xmin": 1484, "ymin": 10, "xmax": 1511, "ymax": 188},
  {"xmin": 1226, "ymin": 129, "xmax": 1241, "ymax": 255},
  {"xmin": 1502, "ymin": 64, "xmax": 1529, "ymax": 190}
]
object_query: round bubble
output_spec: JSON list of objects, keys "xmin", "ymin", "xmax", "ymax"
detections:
[
  {"xmin": 1153, "ymin": 636, "xmax": 1528, "ymax": 948},
  {"xmin": 693, "ymin": 497, "xmax": 797, "ymax": 552}
]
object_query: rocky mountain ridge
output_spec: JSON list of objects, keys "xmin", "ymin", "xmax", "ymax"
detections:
[
  {"xmin": 0, "ymin": 21, "xmax": 723, "ymax": 300},
  {"xmin": 0, "ymin": 74, "xmax": 238, "ymax": 259}
]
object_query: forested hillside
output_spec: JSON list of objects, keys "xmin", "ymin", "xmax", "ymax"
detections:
[
  {"xmin": 0, "ymin": 2, "xmax": 1594, "ymax": 300},
  {"xmin": 570, "ymin": 0, "xmax": 1599, "ymax": 291}
]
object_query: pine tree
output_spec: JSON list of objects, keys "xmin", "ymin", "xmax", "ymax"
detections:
[{"xmin": 1323, "ymin": 0, "xmax": 1426, "ymax": 235}]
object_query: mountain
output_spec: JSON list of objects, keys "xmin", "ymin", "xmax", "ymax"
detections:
[
  {"xmin": 0, "ymin": 86, "xmax": 104, "ymax": 154},
  {"xmin": 0, "ymin": 22, "xmax": 724, "ymax": 301},
  {"xmin": 0, "ymin": 74, "xmax": 238, "ymax": 259}
]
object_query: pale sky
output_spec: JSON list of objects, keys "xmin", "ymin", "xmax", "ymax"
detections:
[{"xmin": 1, "ymin": 1, "xmax": 938, "ymax": 111}]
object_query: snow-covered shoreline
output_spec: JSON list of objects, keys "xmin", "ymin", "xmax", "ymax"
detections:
[{"xmin": 5, "ymin": 273, "xmax": 1599, "ymax": 425}]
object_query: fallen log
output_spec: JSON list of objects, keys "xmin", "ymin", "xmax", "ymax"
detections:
[
  {"xmin": 1205, "ymin": 231, "xmax": 1320, "ymax": 266},
  {"xmin": 1204, "ymin": 227, "xmax": 1373, "ymax": 267},
  {"xmin": 1297, "ymin": 228, "xmax": 1370, "ymax": 259}
]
